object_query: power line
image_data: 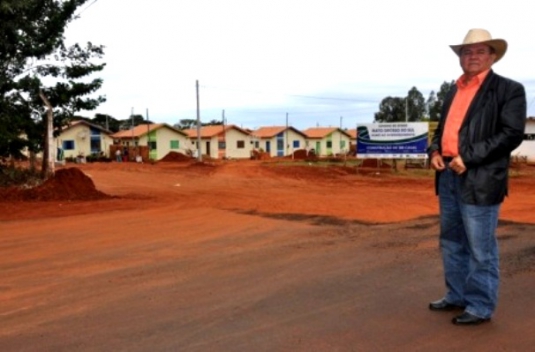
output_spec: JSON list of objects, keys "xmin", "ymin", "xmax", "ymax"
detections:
[
  {"xmin": 76, "ymin": 0, "xmax": 99, "ymax": 16},
  {"xmin": 200, "ymin": 84, "xmax": 377, "ymax": 103}
]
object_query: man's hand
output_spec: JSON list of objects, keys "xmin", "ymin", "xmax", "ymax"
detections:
[
  {"xmin": 430, "ymin": 154, "xmax": 446, "ymax": 171},
  {"xmin": 449, "ymin": 156, "xmax": 467, "ymax": 174}
]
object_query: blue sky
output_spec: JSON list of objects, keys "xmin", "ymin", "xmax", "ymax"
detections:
[{"xmin": 65, "ymin": 0, "xmax": 535, "ymax": 129}]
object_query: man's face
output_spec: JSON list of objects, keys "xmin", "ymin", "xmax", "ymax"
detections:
[{"xmin": 459, "ymin": 43, "xmax": 496, "ymax": 77}]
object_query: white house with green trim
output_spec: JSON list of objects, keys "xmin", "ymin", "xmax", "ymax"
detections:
[
  {"xmin": 302, "ymin": 127, "xmax": 352, "ymax": 157},
  {"xmin": 112, "ymin": 123, "xmax": 189, "ymax": 161}
]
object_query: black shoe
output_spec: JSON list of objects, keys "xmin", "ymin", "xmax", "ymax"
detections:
[
  {"xmin": 429, "ymin": 298, "xmax": 465, "ymax": 311},
  {"xmin": 452, "ymin": 312, "xmax": 490, "ymax": 325}
]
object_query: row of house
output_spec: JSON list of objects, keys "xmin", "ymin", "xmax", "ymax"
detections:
[
  {"xmin": 55, "ymin": 120, "xmax": 355, "ymax": 161},
  {"xmin": 55, "ymin": 118, "xmax": 535, "ymax": 162}
]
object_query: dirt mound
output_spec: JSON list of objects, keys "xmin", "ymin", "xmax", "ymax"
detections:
[
  {"xmin": 359, "ymin": 158, "xmax": 393, "ymax": 169},
  {"xmin": 0, "ymin": 168, "xmax": 109, "ymax": 201},
  {"xmin": 160, "ymin": 152, "xmax": 193, "ymax": 162},
  {"xmin": 251, "ymin": 150, "xmax": 271, "ymax": 160}
]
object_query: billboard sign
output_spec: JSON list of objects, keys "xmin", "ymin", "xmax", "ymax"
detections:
[{"xmin": 356, "ymin": 122, "xmax": 429, "ymax": 159}]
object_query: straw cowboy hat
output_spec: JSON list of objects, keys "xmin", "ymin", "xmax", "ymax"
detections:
[{"xmin": 450, "ymin": 29, "xmax": 507, "ymax": 63}]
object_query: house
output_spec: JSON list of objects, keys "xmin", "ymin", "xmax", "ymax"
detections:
[
  {"xmin": 251, "ymin": 126, "xmax": 308, "ymax": 157},
  {"xmin": 112, "ymin": 123, "xmax": 189, "ymax": 161},
  {"xmin": 512, "ymin": 117, "xmax": 535, "ymax": 162},
  {"xmin": 183, "ymin": 124, "xmax": 252, "ymax": 159},
  {"xmin": 345, "ymin": 128, "xmax": 357, "ymax": 153},
  {"xmin": 302, "ymin": 127, "xmax": 352, "ymax": 156},
  {"xmin": 56, "ymin": 120, "xmax": 113, "ymax": 159}
]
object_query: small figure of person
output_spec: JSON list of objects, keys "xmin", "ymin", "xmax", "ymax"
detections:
[
  {"xmin": 123, "ymin": 147, "xmax": 129, "ymax": 162},
  {"xmin": 115, "ymin": 148, "xmax": 122, "ymax": 162}
]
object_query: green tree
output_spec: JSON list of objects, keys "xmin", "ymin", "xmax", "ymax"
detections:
[
  {"xmin": 406, "ymin": 86, "xmax": 425, "ymax": 122},
  {"xmin": 427, "ymin": 81, "xmax": 455, "ymax": 121},
  {"xmin": 0, "ymin": 0, "xmax": 105, "ymax": 177},
  {"xmin": 426, "ymin": 90, "xmax": 439, "ymax": 121},
  {"xmin": 174, "ymin": 119, "xmax": 223, "ymax": 130},
  {"xmin": 374, "ymin": 96, "xmax": 406, "ymax": 122}
]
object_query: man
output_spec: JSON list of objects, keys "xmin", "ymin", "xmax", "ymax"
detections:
[{"xmin": 427, "ymin": 29, "xmax": 526, "ymax": 325}]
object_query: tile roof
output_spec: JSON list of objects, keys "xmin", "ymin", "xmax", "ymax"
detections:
[
  {"xmin": 183, "ymin": 124, "xmax": 250, "ymax": 138},
  {"xmin": 252, "ymin": 126, "xmax": 287, "ymax": 138},
  {"xmin": 252, "ymin": 126, "xmax": 308, "ymax": 138},
  {"xmin": 346, "ymin": 129, "xmax": 357, "ymax": 138},
  {"xmin": 302, "ymin": 127, "xmax": 353, "ymax": 139},
  {"xmin": 112, "ymin": 123, "xmax": 187, "ymax": 138},
  {"xmin": 62, "ymin": 120, "xmax": 112, "ymax": 134}
]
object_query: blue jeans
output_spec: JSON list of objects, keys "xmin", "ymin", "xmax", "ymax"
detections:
[{"xmin": 438, "ymin": 167, "xmax": 501, "ymax": 319}]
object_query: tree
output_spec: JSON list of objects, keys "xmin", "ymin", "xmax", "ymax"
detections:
[
  {"xmin": 374, "ymin": 96, "xmax": 406, "ymax": 123},
  {"xmin": 0, "ymin": 0, "xmax": 105, "ymax": 178},
  {"xmin": 406, "ymin": 86, "xmax": 426, "ymax": 122},
  {"xmin": 174, "ymin": 118, "xmax": 223, "ymax": 130},
  {"xmin": 427, "ymin": 81, "xmax": 455, "ymax": 121},
  {"xmin": 426, "ymin": 90, "xmax": 438, "ymax": 121}
]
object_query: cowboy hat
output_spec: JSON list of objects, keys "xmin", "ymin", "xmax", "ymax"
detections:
[{"xmin": 450, "ymin": 29, "xmax": 507, "ymax": 63}]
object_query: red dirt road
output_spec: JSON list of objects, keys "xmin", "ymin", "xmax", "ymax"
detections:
[{"xmin": 1, "ymin": 160, "xmax": 534, "ymax": 351}]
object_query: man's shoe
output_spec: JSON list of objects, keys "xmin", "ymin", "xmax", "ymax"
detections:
[
  {"xmin": 429, "ymin": 298, "xmax": 465, "ymax": 311},
  {"xmin": 452, "ymin": 312, "xmax": 490, "ymax": 325}
]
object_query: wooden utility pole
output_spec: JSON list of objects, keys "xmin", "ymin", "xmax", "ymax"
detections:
[
  {"xmin": 146, "ymin": 108, "xmax": 150, "ymax": 161},
  {"xmin": 196, "ymin": 80, "xmax": 202, "ymax": 162}
]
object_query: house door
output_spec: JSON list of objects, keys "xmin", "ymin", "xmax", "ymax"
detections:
[
  {"xmin": 205, "ymin": 141, "xmax": 211, "ymax": 156},
  {"xmin": 266, "ymin": 141, "xmax": 271, "ymax": 153},
  {"xmin": 315, "ymin": 141, "xmax": 321, "ymax": 156}
]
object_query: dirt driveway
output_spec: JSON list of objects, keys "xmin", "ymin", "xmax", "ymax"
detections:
[{"xmin": 1, "ymin": 160, "xmax": 534, "ymax": 351}]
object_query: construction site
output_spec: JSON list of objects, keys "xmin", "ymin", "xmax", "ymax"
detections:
[{"xmin": 1, "ymin": 157, "xmax": 535, "ymax": 351}]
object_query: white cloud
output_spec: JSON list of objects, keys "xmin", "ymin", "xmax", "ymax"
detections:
[{"xmin": 64, "ymin": 0, "xmax": 535, "ymax": 128}]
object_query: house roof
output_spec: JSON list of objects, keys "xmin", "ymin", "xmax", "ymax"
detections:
[
  {"xmin": 346, "ymin": 129, "xmax": 357, "ymax": 139},
  {"xmin": 183, "ymin": 124, "xmax": 251, "ymax": 138},
  {"xmin": 62, "ymin": 120, "xmax": 112, "ymax": 135},
  {"xmin": 252, "ymin": 126, "xmax": 308, "ymax": 139},
  {"xmin": 302, "ymin": 127, "xmax": 352, "ymax": 139},
  {"xmin": 112, "ymin": 123, "xmax": 188, "ymax": 139}
]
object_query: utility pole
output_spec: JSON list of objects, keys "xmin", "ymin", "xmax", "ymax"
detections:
[
  {"xmin": 130, "ymin": 107, "xmax": 134, "ymax": 160},
  {"xmin": 221, "ymin": 109, "xmax": 226, "ymax": 159},
  {"xmin": 286, "ymin": 112, "xmax": 289, "ymax": 158},
  {"xmin": 196, "ymin": 80, "xmax": 201, "ymax": 162},
  {"xmin": 146, "ymin": 108, "xmax": 150, "ymax": 161}
]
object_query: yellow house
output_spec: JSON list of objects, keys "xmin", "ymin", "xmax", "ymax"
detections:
[
  {"xmin": 112, "ymin": 123, "xmax": 189, "ymax": 161},
  {"xmin": 302, "ymin": 127, "xmax": 352, "ymax": 157},
  {"xmin": 56, "ymin": 120, "xmax": 113, "ymax": 159}
]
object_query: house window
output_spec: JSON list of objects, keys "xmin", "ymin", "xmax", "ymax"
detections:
[
  {"xmin": 292, "ymin": 140, "xmax": 300, "ymax": 148},
  {"xmin": 149, "ymin": 141, "xmax": 157, "ymax": 150},
  {"xmin": 63, "ymin": 140, "xmax": 75, "ymax": 150},
  {"xmin": 340, "ymin": 141, "xmax": 346, "ymax": 149},
  {"xmin": 237, "ymin": 140, "xmax": 245, "ymax": 149},
  {"xmin": 326, "ymin": 141, "xmax": 333, "ymax": 148},
  {"xmin": 254, "ymin": 141, "xmax": 259, "ymax": 148},
  {"xmin": 170, "ymin": 140, "xmax": 179, "ymax": 149},
  {"xmin": 218, "ymin": 141, "xmax": 226, "ymax": 149}
]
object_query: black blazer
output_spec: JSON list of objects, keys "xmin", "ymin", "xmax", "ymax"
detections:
[{"xmin": 428, "ymin": 70, "xmax": 526, "ymax": 205}]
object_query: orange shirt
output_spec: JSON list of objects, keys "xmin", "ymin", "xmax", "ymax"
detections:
[{"xmin": 441, "ymin": 70, "xmax": 490, "ymax": 157}]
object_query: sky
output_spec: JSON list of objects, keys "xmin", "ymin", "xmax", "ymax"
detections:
[{"xmin": 64, "ymin": 0, "xmax": 535, "ymax": 130}]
